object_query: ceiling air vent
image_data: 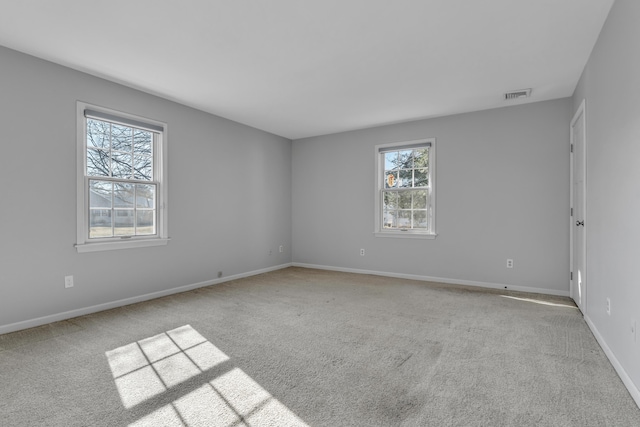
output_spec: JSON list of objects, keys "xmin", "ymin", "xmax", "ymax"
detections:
[{"xmin": 504, "ymin": 89, "xmax": 531, "ymax": 100}]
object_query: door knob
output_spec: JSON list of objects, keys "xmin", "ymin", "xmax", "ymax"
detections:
[{"xmin": 576, "ymin": 220, "xmax": 584, "ymax": 226}]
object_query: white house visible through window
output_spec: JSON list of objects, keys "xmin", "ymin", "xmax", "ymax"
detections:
[
  {"xmin": 374, "ymin": 139, "xmax": 436, "ymax": 238},
  {"xmin": 76, "ymin": 103, "xmax": 169, "ymax": 252}
]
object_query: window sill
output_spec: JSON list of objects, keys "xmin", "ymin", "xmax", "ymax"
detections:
[
  {"xmin": 374, "ymin": 231, "xmax": 437, "ymax": 239},
  {"xmin": 75, "ymin": 238, "xmax": 170, "ymax": 253}
]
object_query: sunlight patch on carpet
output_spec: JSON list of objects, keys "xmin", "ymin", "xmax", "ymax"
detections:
[
  {"xmin": 500, "ymin": 295, "xmax": 578, "ymax": 309},
  {"xmin": 106, "ymin": 325, "xmax": 308, "ymax": 426}
]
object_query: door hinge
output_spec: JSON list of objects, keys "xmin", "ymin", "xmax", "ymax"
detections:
[
  {"xmin": 571, "ymin": 271, "xmax": 573, "ymax": 280},
  {"xmin": 571, "ymin": 144, "xmax": 574, "ymax": 153},
  {"xmin": 571, "ymin": 207, "xmax": 573, "ymax": 217}
]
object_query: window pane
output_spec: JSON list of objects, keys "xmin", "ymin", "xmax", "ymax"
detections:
[
  {"xmin": 413, "ymin": 210, "xmax": 427, "ymax": 229},
  {"xmin": 112, "ymin": 152, "xmax": 133, "ymax": 179},
  {"xmin": 398, "ymin": 191, "xmax": 412, "ymax": 209},
  {"xmin": 87, "ymin": 148, "xmax": 110, "ymax": 177},
  {"xmin": 398, "ymin": 150, "xmax": 413, "ymax": 168},
  {"xmin": 385, "ymin": 171, "xmax": 398, "ymax": 188},
  {"xmin": 111, "ymin": 124, "xmax": 133, "ymax": 152},
  {"xmin": 133, "ymin": 154, "xmax": 152, "ymax": 181},
  {"xmin": 399, "ymin": 170, "xmax": 412, "ymax": 187},
  {"xmin": 114, "ymin": 210, "xmax": 134, "ymax": 236},
  {"xmin": 89, "ymin": 180, "xmax": 112, "ymax": 208},
  {"xmin": 398, "ymin": 211, "xmax": 412, "ymax": 228},
  {"xmin": 113, "ymin": 183, "xmax": 134, "ymax": 208},
  {"xmin": 87, "ymin": 119, "xmax": 110, "ymax": 149},
  {"xmin": 134, "ymin": 129, "xmax": 152, "ymax": 153},
  {"xmin": 414, "ymin": 148, "xmax": 428, "ymax": 168},
  {"xmin": 136, "ymin": 184, "xmax": 155, "ymax": 208},
  {"xmin": 136, "ymin": 210, "xmax": 155, "ymax": 235},
  {"xmin": 383, "ymin": 191, "xmax": 398, "ymax": 210},
  {"xmin": 413, "ymin": 190, "xmax": 427, "ymax": 209},
  {"xmin": 384, "ymin": 152, "xmax": 398, "ymax": 171},
  {"xmin": 89, "ymin": 209, "xmax": 112, "ymax": 238},
  {"xmin": 414, "ymin": 168, "xmax": 428, "ymax": 187},
  {"xmin": 383, "ymin": 211, "xmax": 397, "ymax": 228}
]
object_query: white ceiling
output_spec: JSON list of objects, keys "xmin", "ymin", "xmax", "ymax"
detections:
[{"xmin": 0, "ymin": 1, "xmax": 614, "ymax": 139}]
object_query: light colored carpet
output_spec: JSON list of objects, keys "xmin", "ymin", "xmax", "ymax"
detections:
[{"xmin": 0, "ymin": 267, "xmax": 639, "ymax": 426}]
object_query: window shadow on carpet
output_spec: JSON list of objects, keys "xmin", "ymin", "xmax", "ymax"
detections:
[{"xmin": 106, "ymin": 325, "xmax": 308, "ymax": 426}]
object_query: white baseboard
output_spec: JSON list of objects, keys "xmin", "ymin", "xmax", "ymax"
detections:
[
  {"xmin": 292, "ymin": 262, "xmax": 570, "ymax": 297},
  {"xmin": 0, "ymin": 263, "xmax": 292, "ymax": 335},
  {"xmin": 584, "ymin": 315, "xmax": 640, "ymax": 409}
]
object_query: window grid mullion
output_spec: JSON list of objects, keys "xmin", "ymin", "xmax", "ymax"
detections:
[
  {"xmin": 110, "ymin": 181, "xmax": 115, "ymax": 237},
  {"xmin": 410, "ymin": 191, "xmax": 414, "ymax": 229},
  {"xmin": 133, "ymin": 184, "xmax": 137, "ymax": 236},
  {"xmin": 108, "ymin": 123, "xmax": 113, "ymax": 178},
  {"xmin": 130, "ymin": 127, "xmax": 135, "ymax": 181}
]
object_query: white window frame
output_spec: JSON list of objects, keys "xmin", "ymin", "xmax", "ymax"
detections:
[
  {"xmin": 374, "ymin": 138, "xmax": 437, "ymax": 239},
  {"xmin": 75, "ymin": 102, "xmax": 169, "ymax": 253}
]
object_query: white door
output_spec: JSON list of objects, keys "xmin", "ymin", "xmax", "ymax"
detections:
[{"xmin": 570, "ymin": 100, "xmax": 586, "ymax": 313}]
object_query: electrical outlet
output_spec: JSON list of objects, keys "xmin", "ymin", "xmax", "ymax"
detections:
[
  {"xmin": 506, "ymin": 259, "xmax": 513, "ymax": 269},
  {"xmin": 64, "ymin": 275, "xmax": 74, "ymax": 288},
  {"xmin": 217, "ymin": 271, "xmax": 223, "ymax": 278},
  {"xmin": 360, "ymin": 248, "xmax": 365, "ymax": 256},
  {"xmin": 279, "ymin": 245, "xmax": 283, "ymax": 253},
  {"xmin": 606, "ymin": 298, "xmax": 611, "ymax": 315}
]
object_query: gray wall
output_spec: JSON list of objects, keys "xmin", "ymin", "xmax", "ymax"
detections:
[
  {"xmin": 0, "ymin": 45, "xmax": 292, "ymax": 329},
  {"xmin": 572, "ymin": 0, "xmax": 640, "ymax": 397},
  {"xmin": 292, "ymin": 98, "xmax": 572, "ymax": 294}
]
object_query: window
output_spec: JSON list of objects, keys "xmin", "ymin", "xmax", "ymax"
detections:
[
  {"xmin": 76, "ymin": 103, "xmax": 168, "ymax": 252},
  {"xmin": 374, "ymin": 139, "xmax": 436, "ymax": 238}
]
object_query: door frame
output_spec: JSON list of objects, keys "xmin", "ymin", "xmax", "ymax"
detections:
[{"xmin": 570, "ymin": 99, "xmax": 587, "ymax": 313}]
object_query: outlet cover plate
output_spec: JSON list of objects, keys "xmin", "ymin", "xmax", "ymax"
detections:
[{"xmin": 64, "ymin": 275, "xmax": 74, "ymax": 288}]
